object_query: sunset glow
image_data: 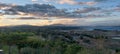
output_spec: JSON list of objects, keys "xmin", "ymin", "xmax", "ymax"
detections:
[{"xmin": 0, "ymin": 0, "xmax": 120, "ymax": 26}]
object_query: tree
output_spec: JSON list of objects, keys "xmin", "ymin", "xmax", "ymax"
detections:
[
  {"xmin": 25, "ymin": 36, "xmax": 46, "ymax": 54},
  {"xmin": 64, "ymin": 44, "xmax": 82, "ymax": 54},
  {"xmin": 0, "ymin": 32, "xmax": 35, "ymax": 54}
]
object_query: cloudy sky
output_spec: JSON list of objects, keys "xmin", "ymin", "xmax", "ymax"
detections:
[{"xmin": 0, "ymin": 0, "xmax": 120, "ymax": 26}]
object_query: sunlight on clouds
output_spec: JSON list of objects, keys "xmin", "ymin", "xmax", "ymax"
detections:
[
  {"xmin": 85, "ymin": 2, "xmax": 97, "ymax": 6},
  {"xmin": 59, "ymin": 0, "xmax": 76, "ymax": 5},
  {"xmin": 0, "ymin": 6, "xmax": 11, "ymax": 10},
  {"xmin": 31, "ymin": 0, "xmax": 38, "ymax": 2},
  {"xmin": 0, "ymin": 16, "xmax": 120, "ymax": 26},
  {"xmin": 0, "ymin": 16, "xmax": 3, "ymax": 19},
  {"xmin": 0, "ymin": 14, "xmax": 33, "ymax": 19},
  {"xmin": 17, "ymin": 12, "xmax": 27, "ymax": 15},
  {"xmin": 0, "ymin": 17, "xmax": 76, "ymax": 26}
]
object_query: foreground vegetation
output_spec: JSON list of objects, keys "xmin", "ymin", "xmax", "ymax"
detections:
[
  {"xmin": 0, "ymin": 26, "xmax": 120, "ymax": 54},
  {"xmin": 0, "ymin": 32, "xmax": 83, "ymax": 54}
]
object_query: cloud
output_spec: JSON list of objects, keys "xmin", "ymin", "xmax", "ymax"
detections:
[
  {"xmin": 58, "ymin": 0, "xmax": 76, "ymax": 5},
  {"xmin": 3, "ymin": 4, "xmax": 76, "ymax": 18},
  {"xmin": 113, "ymin": 5, "xmax": 120, "ymax": 12},
  {"xmin": 11, "ymin": 17, "xmax": 38, "ymax": 20},
  {"xmin": 0, "ymin": 17, "xmax": 75, "ymax": 26},
  {"xmin": 43, "ymin": 0, "xmax": 97, "ymax": 6},
  {"xmin": 2, "ymin": 3, "xmax": 111, "ymax": 19},
  {"xmin": 31, "ymin": 0, "xmax": 38, "ymax": 2},
  {"xmin": 43, "ymin": 0, "xmax": 76, "ymax": 5},
  {"xmin": 74, "ymin": 7, "xmax": 101, "ymax": 13},
  {"xmin": 4, "ymin": 4, "xmax": 57, "ymax": 15},
  {"xmin": 94, "ymin": 0, "xmax": 108, "ymax": 2},
  {"xmin": 0, "ymin": 2, "xmax": 117, "ymax": 19},
  {"xmin": 114, "ymin": 7, "xmax": 120, "ymax": 11},
  {"xmin": 0, "ymin": 3, "xmax": 11, "ymax": 10},
  {"xmin": 77, "ymin": 1, "xmax": 97, "ymax": 6}
]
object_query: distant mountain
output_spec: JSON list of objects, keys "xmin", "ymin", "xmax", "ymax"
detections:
[{"xmin": 0, "ymin": 25, "xmax": 120, "ymax": 31}]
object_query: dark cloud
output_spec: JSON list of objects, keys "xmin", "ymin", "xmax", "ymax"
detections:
[
  {"xmin": 74, "ymin": 7, "xmax": 101, "ymax": 13},
  {"xmin": 0, "ymin": 3, "xmax": 114, "ymax": 18},
  {"xmin": 0, "ymin": 3, "xmax": 10, "ymax": 9},
  {"xmin": 5, "ymin": 4, "xmax": 55, "ymax": 13},
  {"xmin": 3, "ymin": 4, "xmax": 107, "ymax": 18},
  {"xmin": 10, "ymin": 17, "xmax": 39, "ymax": 20},
  {"xmin": 4, "ymin": 4, "xmax": 68, "ymax": 17},
  {"xmin": 7, "ymin": 16, "xmax": 54, "ymax": 20}
]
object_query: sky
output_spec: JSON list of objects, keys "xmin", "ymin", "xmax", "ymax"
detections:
[{"xmin": 0, "ymin": 0, "xmax": 120, "ymax": 26}]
